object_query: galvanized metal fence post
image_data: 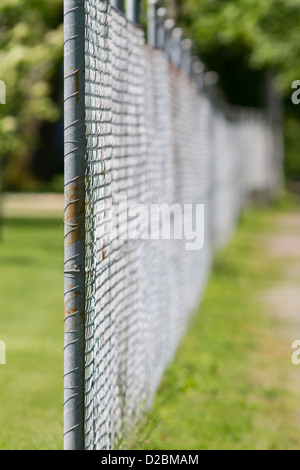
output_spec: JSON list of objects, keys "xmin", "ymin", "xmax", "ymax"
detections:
[
  {"xmin": 111, "ymin": 0, "xmax": 124, "ymax": 10},
  {"xmin": 170, "ymin": 27, "xmax": 183, "ymax": 68},
  {"xmin": 156, "ymin": 8, "xmax": 167, "ymax": 49},
  {"xmin": 192, "ymin": 59, "xmax": 205, "ymax": 93},
  {"xmin": 164, "ymin": 18, "xmax": 175, "ymax": 58},
  {"xmin": 64, "ymin": 0, "xmax": 86, "ymax": 451},
  {"xmin": 182, "ymin": 39, "xmax": 193, "ymax": 77},
  {"xmin": 147, "ymin": 0, "xmax": 158, "ymax": 47},
  {"xmin": 204, "ymin": 71, "xmax": 219, "ymax": 102},
  {"xmin": 126, "ymin": 0, "xmax": 141, "ymax": 23}
]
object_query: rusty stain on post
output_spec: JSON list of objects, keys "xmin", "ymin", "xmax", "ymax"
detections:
[
  {"xmin": 75, "ymin": 70, "xmax": 80, "ymax": 104},
  {"xmin": 64, "ymin": 181, "xmax": 85, "ymax": 246},
  {"xmin": 64, "ymin": 0, "xmax": 86, "ymax": 451}
]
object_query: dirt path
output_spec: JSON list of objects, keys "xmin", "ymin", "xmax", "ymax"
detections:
[
  {"xmin": 255, "ymin": 209, "xmax": 300, "ymax": 445},
  {"xmin": 261, "ymin": 212, "xmax": 300, "ymax": 335},
  {"xmin": 2, "ymin": 192, "xmax": 64, "ymax": 218}
]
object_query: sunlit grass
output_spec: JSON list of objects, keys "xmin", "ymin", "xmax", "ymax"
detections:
[
  {"xmin": 0, "ymin": 217, "xmax": 63, "ymax": 450},
  {"xmin": 0, "ymin": 194, "xmax": 299, "ymax": 450},
  {"xmin": 126, "ymin": 195, "xmax": 300, "ymax": 450}
]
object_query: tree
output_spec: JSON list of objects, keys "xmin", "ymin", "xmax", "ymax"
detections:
[
  {"xmin": 169, "ymin": 0, "xmax": 300, "ymax": 95},
  {"xmin": 1, "ymin": 0, "xmax": 300, "ymax": 188},
  {"xmin": 165, "ymin": 0, "xmax": 300, "ymax": 179},
  {"xmin": 0, "ymin": 0, "xmax": 63, "ymax": 190}
]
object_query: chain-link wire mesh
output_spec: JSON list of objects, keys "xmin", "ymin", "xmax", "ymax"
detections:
[{"xmin": 64, "ymin": 0, "xmax": 282, "ymax": 450}]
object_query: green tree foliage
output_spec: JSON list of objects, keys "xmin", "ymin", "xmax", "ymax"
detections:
[
  {"xmin": 171, "ymin": 0, "xmax": 300, "ymax": 94},
  {"xmin": 1, "ymin": 0, "xmax": 300, "ymax": 189},
  {"xmin": 0, "ymin": 0, "xmax": 63, "ymax": 190},
  {"xmin": 168, "ymin": 0, "xmax": 300, "ymax": 179}
]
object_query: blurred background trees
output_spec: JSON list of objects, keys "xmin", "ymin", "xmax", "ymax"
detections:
[
  {"xmin": 0, "ymin": 0, "xmax": 299, "ymax": 192},
  {"xmin": 166, "ymin": 0, "xmax": 300, "ymax": 185},
  {"xmin": 0, "ymin": 0, "xmax": 63, "ymax": 191}
]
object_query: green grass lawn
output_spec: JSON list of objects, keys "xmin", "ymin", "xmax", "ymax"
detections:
[
  {"xmin": 0, "ymin": 217, "xmax": 64, "ymax": 450},
  {"xmin": 124, "ymin": 196, "xmax": 300, "ymax": 450},
  {"xmin": 0, "ymin": 195, "xmax": 299, "ymax": 450}
]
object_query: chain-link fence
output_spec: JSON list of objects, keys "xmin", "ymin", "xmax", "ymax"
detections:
[{"xmin": 64, "ymin": 0, "xmax": 283, "ymax": 450}]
